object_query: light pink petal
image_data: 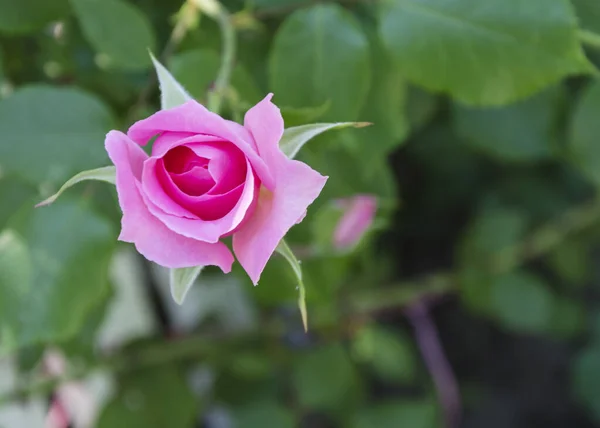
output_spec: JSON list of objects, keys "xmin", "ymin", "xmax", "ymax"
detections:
[
  {"xmin": 151, "ymin": 132, "xmax": 222, "ymax": 157},
  {"xmin": 333, "ymin": 195, "xmax": 377, "ymax": 250},
  {"xmin": 105, "ymin": 131, "xmax": 234, "ymax": 270},
  {"xmin": 233, "ymin": 159, "xmax": 326, "ymax": 284},
  {"xmin": 138, "ymin": 158, "xmax": 258, "ymax": 243},
  {"xmin": 127, "ymin": 101, "xmax": 275, "ymax": 189},
  {"xmin": 242, "ymin": 93, "xmax": 283, "ymax": 170}
]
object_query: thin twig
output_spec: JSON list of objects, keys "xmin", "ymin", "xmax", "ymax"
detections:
[
  {"xmin": 206, "ymin": 4, "xmax": 236, "ymax": 114},
  {"xmin": 406, "ymin": 302, "xmax": 461, "ymax": 428}
]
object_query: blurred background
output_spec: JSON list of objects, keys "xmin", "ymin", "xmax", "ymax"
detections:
[{"xmin": 2, "ymin": 0, "xmax": 600, "ymax": 427}]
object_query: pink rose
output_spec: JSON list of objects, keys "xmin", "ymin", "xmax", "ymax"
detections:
[
  {"xmin": 105, "ymin": 94, "xmax": 327, "ymax": 284},
  {"xmin": 333, "ymin": 195, "xmax": 377, "ymax": 250}
]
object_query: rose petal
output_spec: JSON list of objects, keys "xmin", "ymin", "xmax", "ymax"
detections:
[
  {"xmin": 233, "ymin": 95, "xmax": 327, "ymax": 284},
  {"xmin": 139, "ymin": 158, "xmax": 259, "ymax": 243},
  {"xmin": 333, "ymin": 195, "xmax": 377, "ymax": 250},
  {"xmin": 127, "ymin": 101, "xmax": 275, "ymax": 189},
  {"xmin": 105, "ymin": 130, "xmax": 234, "ymax": 270}
]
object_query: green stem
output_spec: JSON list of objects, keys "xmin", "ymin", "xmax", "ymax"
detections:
[
  {"xmin": 207, "ymin": 5, "xmax": 236, "ymax": 114},
  {"xmin": 579, "ymin": 29, "xmax": 600, "ymax": 50}
]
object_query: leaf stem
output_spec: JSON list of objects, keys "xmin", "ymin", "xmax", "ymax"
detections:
[
  {"xmin": 207, "ymin": 3, "xmax": 236, "ymax": 114},
  {"xmin": 579, "ymin": 29, "xmax": 600, "ymax": 50}
]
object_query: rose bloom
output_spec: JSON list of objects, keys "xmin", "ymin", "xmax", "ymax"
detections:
[{"xmin": 105, "ymin": 94, "xmax": 327, "ymax": 284}]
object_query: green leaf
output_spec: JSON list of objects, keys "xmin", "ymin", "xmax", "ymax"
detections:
[
  {"xmin": 0, "ymin": 85, "xmax": 114, "ymax": 185},
  {"xmin": 170, "ymin": 49, "xmax": 262, "ymax": 105},
  {"xmin": 454, "ymin": 87, "xmax": 564, "ymax": 161},
  {"xmin": 280, "ymin": 101, "xmax": 331, "ymax": 127},
  {"xmin": 547, "ymin": 238, "xmax": 591, "ymax": 286},
  {"xmin": 280, "ymin": 122, "xmax": 370, "ymax": 159},
  {"xmin": 352, "ymin": 400, "xmax": 439, "ymax": 428},
  {"xmin": 269, "ymin": 4, "xmax": 371, "ymax": 121},
  {"xmin": 293, "ymin": 344, "xmax": 360, "ymax": 411},
  {"xmin": 232, "ymin": 400, "xmax": 295, "ymax": 428},
  {"xmin": 97, "ymin": 366, "xmax": 198, "ymax": 428},
  {"xmin": 1, "ymin": 199, "xmax": 115, "ymax": 352},
  {"xmin": 490, "ymin": 272, "xmax": 554, "ymax": 334},
  {"xmin": 151, "ymin": 53, "xmax": 192, "ymax": 110},
  {"xmin": 379, "ymin": 0, "xmax": 594, "ymax": 106},
  {"xmin": 72, "ymin": 0, "xmax": 156, "ymax": 70},
  {"xmin": 275, "ymin": 239, "xmax": 307, "ymax": 331},
  {"xmin": 569, "ymin": 80, "xmax": 600, "ymax": 185},
  {"xmin": 572, "ymin": 0, "xmax": 600, "ymax": 34},
  {"xmin": 0, "ymin": 231, "xmax": 33, "ymax": 342},
  {"xmin": 457, "ymin": 207, "xmax": 528, "ymax": 313},
  {"xmin": 0, "ymin": 178, "xmax": 37, "ymax": 229},
  {"xmin": 169, "ymin": 266, "xmax": 204, "ymax": 305},
  {"xmin": 35, "ymin": 166, "xmax": 116, "ymax": 207},
  {"xmin": 573, "ymin": 343, "xmax": 600, "ymax": 422},
  {"xmin": 352, "ymin": 325, "xmax": 417, "ymax": 382},
  {"xmin": 0, "ymin": 0, "xmax": 69, "ymax": 33}
]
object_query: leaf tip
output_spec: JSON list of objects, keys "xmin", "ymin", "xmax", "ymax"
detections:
[{"xmin": 355, "ymin": 122, "xmax": 372, "ymax": 128}]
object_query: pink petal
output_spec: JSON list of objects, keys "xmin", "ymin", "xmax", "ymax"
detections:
[
  {"xmin": 138, "ymin": 158, "xmax": 259, "ymax": 243},
  {"xmin": 105, "ymin": 130, "xmax": 234, "ymax": 270},
  {"xmin": 233, "ymin": 95, "xmax": 327, "ymax": 284},
  {"xmin": 127, "ymin": 101, "xmax": 275, "ymax": 189},
  {"xmin": 333, "ymin": 195, "xmax": 377, "ymax": 250}
]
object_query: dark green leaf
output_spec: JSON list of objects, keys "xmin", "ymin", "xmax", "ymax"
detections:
[
  {"xmin": 573, "ymin": 343, "xmax": 600, "ymax": 422},
  {"xmin": 454, "ymin": 87, "xmax": 564, "ymax": 161},
  {"xmin": 293, "ymin": 344, "xmax": 360, "ymax": 411},
  {"xmin": 572, "ymin": 0, "xmax": 600, "ymax": 33},
  {"xmin": 72, "ymin": 0, "xmax": 156, "ymax": 70},
  {"xmin": 232, "ymin": 400, "xmax": 295, "ymax": 428},
  {"xmin": 352, "ymin": 325, "xmax": 417, "ymax": 382},
  {"xmin": 569, "ymin": 80, "xmax": 600, "ymax": 185},
  {"xmin": 0, "ymin": 85, "xmax": 114, "ymax": 185},
  {"xmin": 269, "ymin": 4, "xmax": 371, "ymax": 120},
  {"xmin": 97, "ymin": 366, "xmax": 198, "ymax": 428},
  {"xmin": 352, "ymin": 399, "xmax": 439, "ymax": 428},
  {"xmin": 490, "ymin": 272, "xmax": 554, "ymax": 334},
  {"xmin": 379, "ymin": 0, "xmax": 594, "ymax": 105},
  {"xmin": 0, "ymin": 0, "xmax": 69, "ymax": 33}
]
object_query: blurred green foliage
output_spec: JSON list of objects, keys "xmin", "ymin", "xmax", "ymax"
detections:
[{"xmin": 2, "ymin": 0, "xmax": 600, "ymax": 427}]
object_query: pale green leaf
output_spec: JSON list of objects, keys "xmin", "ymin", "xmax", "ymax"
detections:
[
  {"xmin": 0, "ymin": 85, "xmax": 114, "ymax": 185},
  {"xmin": 269, "ymin": 4, "xmax": 371, "ymax": 121},
  {"xmin": 280, "ymin": 122, "xmax": 370, "ymax": 159},
  {"xmin": 169, "ymin": 266, "xmax": 204, "ymax": 305},
  {"xmin": 36, "ymin": 166, "xmax": 116, "ymax": 207},
  {"xmin": 275, "ymin": 239, "xmax": 307, "ymax": 331},
  {"xmin": 151, "ymin": 53, "xmax": 193, "ymax": 110},
  {"xmin": 379, "ymin": 0, "xmax": 595, "ymax": 105},
  {"xmin": 72, "ymin": 0, "xmax": 156, "ymax": 70},
  {"xmin": 1, "ymin": 199, "xmax": 115, "ymax": 352}
]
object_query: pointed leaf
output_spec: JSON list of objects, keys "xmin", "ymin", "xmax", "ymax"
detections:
[
  {"xmin": 170, "ymin": 266, "xmax": 204, "ymax": 305},
  {"xmin": 275, "ymin": 239, "xmax": 308, "ymax": 331},
  {"xmin": 280, "ymin": 122, "xmax": 370, "ymax": 159},
  {"xmin": 35, "ymin": 166, "xmax": 116, "ymax": 207},
  {"xmin": 150, "ymin": 53, "xmax": 193, "ymax": 110}
]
